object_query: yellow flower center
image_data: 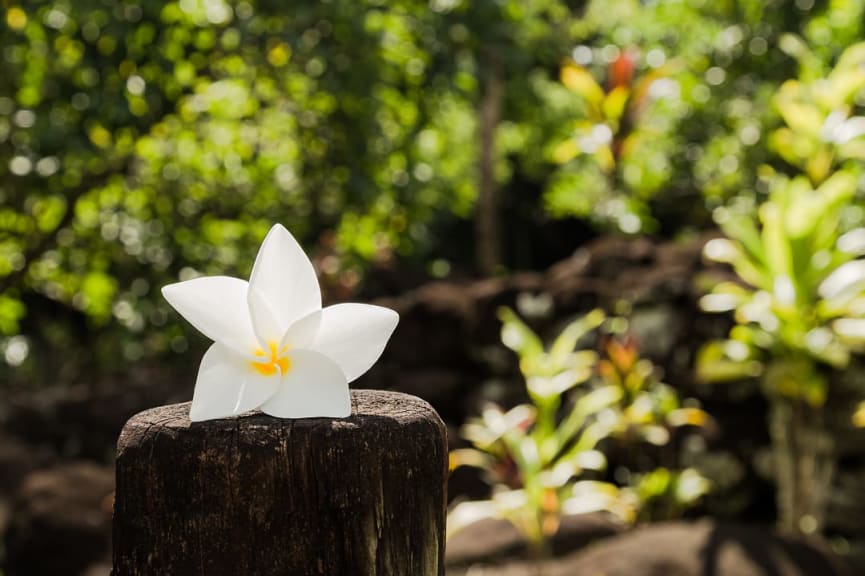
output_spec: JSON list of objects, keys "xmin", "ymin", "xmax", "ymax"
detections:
[{"xmin": 250, "ymin": 341, "xmax": 290, "ymax": 376}]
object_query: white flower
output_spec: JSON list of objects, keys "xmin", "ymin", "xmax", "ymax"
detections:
[{"xmin": 162, "ymin": 224, "xmax": 399, "ymax": 421}]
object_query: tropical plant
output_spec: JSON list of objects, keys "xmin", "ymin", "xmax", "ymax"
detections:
[
  {"xmin": 449, "ymin": 308, "xmax": 624, "ymax": 556},
  {"xmin": 593, "ymin": 332, "xmax": 711, "ymax": 522},
  {"xmin": 697, "ymin": 32, "xmax": 865, "ymax": 536},
  {"xmin": 547, "ymin": 51, "xmax": 684, "ymax": 234},
  {"xmin": 595, "ymin": 333, "xmax": 710, "ymax": 447},
  {"xmin": 698, "ymin": 168, "xmax": 865, "ymax": 534},
  {"xmin": 770, "ymin": 40, "xmax": 865, "ymax": 186},
  {"xmin": 559, "ymin": 0, "xmax": 865, "ymax": 231},
  {"xmin": 630, "ymin": 467, "xmax": 711, "ymax": 523},
  {"xmin": 449, "ymin": 308, "xmax": 710, "ymax": 558}
]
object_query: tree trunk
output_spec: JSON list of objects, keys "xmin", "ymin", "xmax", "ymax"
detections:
[
  {"xmin": 477, "ymin": 52, "xmax": 504, "ymax": 275},
  {"xmin": 769, "ymin": 397, "xmax": 835, "ymax": 535},
  {"xmin": 113, "ymin": 390, "xmax": 447, "ymax": 575}
]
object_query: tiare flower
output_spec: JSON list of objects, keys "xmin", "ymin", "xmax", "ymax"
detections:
[{"xmin": 162, "ymin": 224, "xmax": 398, "ymax": 421}]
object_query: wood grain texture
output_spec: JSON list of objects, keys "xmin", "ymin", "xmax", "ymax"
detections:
[{"xmin": 113, "ymin": 389, "xmax": 447, "ymax": 575}]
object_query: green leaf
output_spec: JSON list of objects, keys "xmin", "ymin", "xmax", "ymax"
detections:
[
  {"xmin": 833, "ymin": 42, "xmax": 865, "ymax": 73},
  {"xmin": 764, "ymin": 358, "xmax": 827, "ymax": 406},
  {"xmin": 562, "ymin": 481, "xmax": 634, "ymax": 523},
  {"xmin": 700, "ymin": 282, "xmax": 752, "ymax": 313},
  {"xmin": 498, "ymin": 307, "xmax": 544, "ymax": 366},
  {"xmin": 712, "ymin": 210, "xmax": 768, "ymax": 281},
  {"xmin": 816, "ymin": 170, "xmax": 857, "ymax": 206},
  {"xmin": 774, "ymin": 80, "xmax": 823, "ymax": 138},
  {"xmin": 769, "ymin": 127, "xmax": 816, "ymax": 168},
  {"xmin": 449, "ymin": 448, "xmax": 496, "ymax": 472},
  {"xmin": 602, "ymin": 85, "xmax": 630, "ymax": 123},
  {"xmin": 673, "ymin": 469, "xmax": 711, "ymax": 504},
  {"xmin": 560, "ymin": 63, "xmax": 605, "ymax": 119},
  {"xmin": 0, "ymin": 295, "xmax": 26, "ymax": 335},
  {"xmin": 667, "ymin": 407, "xmax": 711, "ymax": 428},
  {"xmin": 759, "ymin": 200, "xmax": 793, "ymax": 283},
  {"xmin": 635, "ymin": 467, "xmax": 671, "ymax": 500},
  {"xmin": 696, "ymin": 340, "xmax": 763, "ymax": 382},
  {"xmin": 549, "ymin": 309, "xmax": 604, "ymax": 367},
  {"xmin": 79, "ymin": 272, "xmax": 118, "ymax": 323},
  {"xmin": 557, "ymin": 385, "xmax": 623, "ymax": 446},
  {"xmin": 824, "ymin": 68, "xmax": 865, "ymax": 109},
  {"xmin": 833, "ymin": 318, "xmax": 865, "ymax": 351},
  {"xmin": 818, "ymin": 260, "xmax": 865, "ymax": 304}
]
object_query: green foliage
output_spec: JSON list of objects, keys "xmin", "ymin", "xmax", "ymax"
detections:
[
  {"xmin": 699, "ymin": 172, "xmax": 865, "ymax": 404},
  {"xmin": 771, "ymin": 40, "xmax": 865, "ymax": 184},
  {"xmin": 631, "ymin": 467, "xmax": 711, "ymax": 523},
  {"xmin": 0, "ymin": 295, "xmax": 25, "ymax": 335},
  {"xmin": 4, "ymin": 0, "xmax": 865, "ymax": 385},
  {"xmin": 697, "ymin": 27, "xmax": 865, "ymax": 535},
  {"xmin": 698, "ymin": 34, "xmax": 865, "ymax": 406},
  {"xmin": 449, "ymin": 309, "xmax": 709, "ymax": 547},
  {"xmin": 547, "ymin": 55, "xmax": 686, "ymax": 233},
  {"xmin": 698, "ymin": 163, "xmax": 865, "ymax": 406},
  {"xmin": 595, "ymin": 334, "xmax": 711, "ymax": 446},
  {"xmin": 450, "ymin": 308, "xmax": 619, "ymax": 546},
  {"xmin": 550, "ymin": 0, "xmax": 865, "ymax": 232},
  {"xmin": 0, "ymin": 0, "xmax": 572, "ymax": 381},
  {"xmin": 2, "ymin": 0, "xmax": 864, "ymax": 416},
  {"xmin": 0, "ymin": 0, "xmax": 592, "ymax": 382}
]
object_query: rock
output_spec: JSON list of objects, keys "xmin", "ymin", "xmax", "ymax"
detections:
[
  {"xmin": 545, "ymin": 233, "xmax": 715, "ymax": 363},
  {"xmin": 0, "ymin": 433, "xmax": 54, "ymax": 496},
  {"xmin": 371, "ymin": 276, "xmax": 542, "ymax": 423},
  {"xmin": 3, "ymin": 462, "xmax": 114, "ymax": 576},
  {"xmin": 80, "ymin": 563, "xmax": 111, "ymax": 576},
  {"xmin": 446, "ymin": 513, "xmax": 624, "ymax": 568},
  {"xmin": 561, "ymin": 519, "xmax": 851, "ymax": 576},
  {"xmin": 447, "ymin": 520, "xmax": 851, "ymax": 576},
  {"xmin": 0, "ymin": 433, "xmax": 54, "ymax": 539},
  {"xmin": 2, "ymin": 363, "xmax": 191, "ymax": 461}
]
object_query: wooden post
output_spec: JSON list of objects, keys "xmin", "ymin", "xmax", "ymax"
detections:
[{"xmin": 113, "ymin": 389, "xmax": 447, "ymax": 575}]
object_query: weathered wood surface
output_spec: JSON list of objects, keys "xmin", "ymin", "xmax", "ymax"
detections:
[{"xmin": 113, "ymin": 389, "xmax": 447, "ymax": 575}]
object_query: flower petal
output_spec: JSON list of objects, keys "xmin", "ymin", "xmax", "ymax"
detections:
[
  {"xmin": 260, "ymin": 350, "xmax": 350, "ymax": 418},
  {"xmin": 233, "ymin": 368, "xmax": 282, "ymax": 417},
  {"xmin": 280, "ymin": 309, "xmax": 322, "ymax": 351},
  {"xmin": 248, "ymin": 224, "xmax": 321, "ymax": 344},
  {"xmin": 162, "ymin": 276, "xmax": 258, "ymax": 357},
  {"xmin": 189, "ymin": 343, "xmax": 280, "ymax": 422},
  {"xmin": 303, "ymin": 303, "xmax": 398, "ymax": 382}
]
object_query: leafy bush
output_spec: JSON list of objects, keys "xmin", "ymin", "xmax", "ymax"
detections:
[
  {"xmin": 547, "ymin": 53, "xmax": 685, "ymax": 234},
  {"xmin": 699, "ymin": 171, "xmax": 865, "ymax": 402},
  {"xmin": 698, "ymin": 38, "xmax": 865, "ymax": 535},
  {"xmin": 449, "ymin": 308, "xmax": 710, "ymax": 552}
]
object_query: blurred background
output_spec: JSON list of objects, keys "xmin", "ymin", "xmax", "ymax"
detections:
[{"xmin": 2, "ymin": 0, "xmax": 865, "ymax": 574}]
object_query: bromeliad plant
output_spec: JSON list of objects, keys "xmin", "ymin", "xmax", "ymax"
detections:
[
  {"xmin": 698, "ymin": 170, "xmax": 865, "ymax": 534},
  {"xmin": 449, "ymin": 308, "xmax": 710, "ymax": 555}
]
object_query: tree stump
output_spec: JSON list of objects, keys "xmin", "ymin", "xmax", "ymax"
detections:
[{"xmin": 113, "ymin": 389, "xmax": 447, "ymax": 575}]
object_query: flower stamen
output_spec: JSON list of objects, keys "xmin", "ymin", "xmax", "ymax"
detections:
[{"xmin": 251, "ymin": 341, "xmax": 290, "ymax": 376}]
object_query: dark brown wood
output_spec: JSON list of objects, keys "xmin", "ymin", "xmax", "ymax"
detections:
[
  {"xmin": 476, "ymin": 50, "xmax": 504, "ymax": 275},
  {"xmin": 113, "ymin": 389, "xmax": 447, "ymax": 575}
]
